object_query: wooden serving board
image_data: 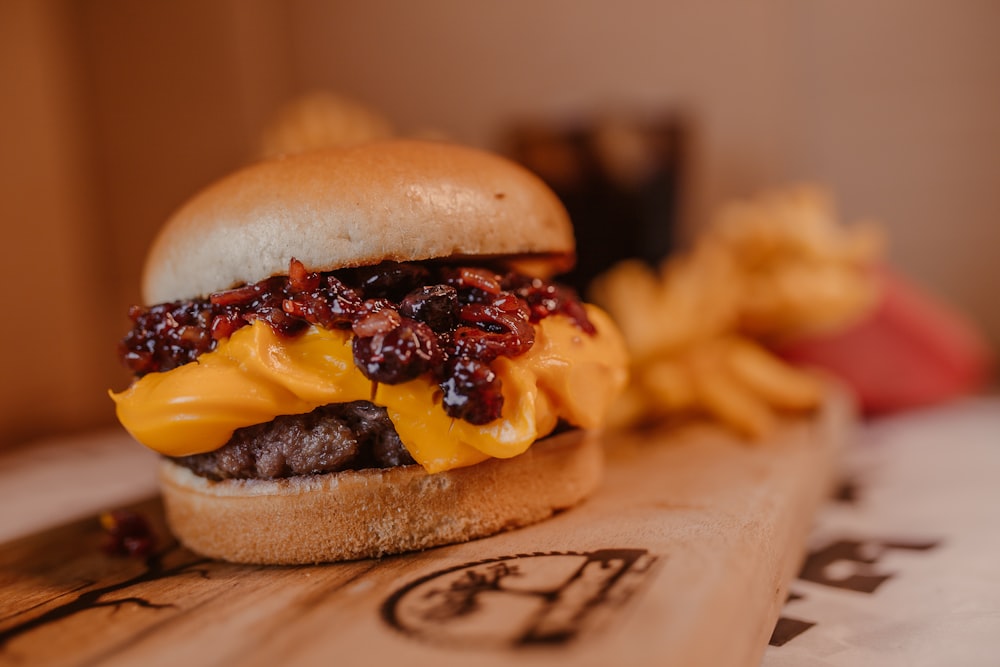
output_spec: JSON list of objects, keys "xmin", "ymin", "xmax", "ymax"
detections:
[{"xmin": 0, "ymin": 390, "xmax": 851, "ymax": 667}]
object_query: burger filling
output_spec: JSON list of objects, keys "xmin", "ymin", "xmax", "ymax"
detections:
[
  {"xmin": 174, "ymin": 402, "xmax": 415, "ymax": 481},
  {"xmin": 113, "ymin": 259, "xmax": 627, "ymax": 477}
]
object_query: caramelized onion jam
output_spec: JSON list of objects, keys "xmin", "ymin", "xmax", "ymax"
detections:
[{"xmin": 119, "ymin": 260, "xmax": 595, "ymax": 425}]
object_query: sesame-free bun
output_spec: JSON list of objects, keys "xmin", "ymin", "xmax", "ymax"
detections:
[
  {"xmin": 142, "ymin": 139, "xmax": 575, "ymax": 305},
  {"xmin": 159, "ymin": 428, "xmax": 602, "ymax": 564}
]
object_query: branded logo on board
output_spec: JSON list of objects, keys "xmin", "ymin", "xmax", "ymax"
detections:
[{"xmin": 381, "ymin": 549, "xmax": 659, "ymax": 648}]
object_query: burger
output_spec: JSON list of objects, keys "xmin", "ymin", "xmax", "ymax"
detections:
[{"xmin": 111, "ymin": 139, "xmax": 629, "ymax": 564}]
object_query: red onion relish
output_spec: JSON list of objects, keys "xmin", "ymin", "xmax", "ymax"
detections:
[{"xmin": 119, "ymin": 259, "xmax": 595, "ymax": 425}]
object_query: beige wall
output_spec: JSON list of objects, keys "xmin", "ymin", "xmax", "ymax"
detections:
[
  {"xmin": 289, "ymin": 0, "xmax": 802, "ymax": 225},
  {"xmin": 1, "ymin": 0, "xmax": 997, "ymax": 446},
  {"xmin": 0, "ymin": 1, "xmax": 106, "ymax": 443}
]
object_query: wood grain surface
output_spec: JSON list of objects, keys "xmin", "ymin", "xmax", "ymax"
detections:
[{"xmin": 0, "ymin": 389, "xmax": 852, "ymax": 667}]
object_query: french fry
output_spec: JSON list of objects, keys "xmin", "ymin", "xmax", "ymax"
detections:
[
  {"xmin": 590, "ymin": 260, "xmax": 673, "ymax": 359},
  {"xmin": 642, "ymin": 358, "xmax": 697, "ymax": 412},
  {"xmin": 607, "ymin": 334, "xmax": 824, "ymax": 437},
  {"xmin": 687, "ymin": 340, "xmax": 775, "ymax": 439},
  {"xmin": 604, "ymin": 384, "xmax": 654, "ymax": 430},
  {"xmin": 724, "ymin": 338, "xmax": 822, "ymax": 411},
  {"xmin": 740, "ymin": 262, "xmax": 879, "ymax": 337},
  {"xmin": 711, "ymin": 185, "xmax": 882, "ymax": 338},
  {"xmin": 591, "ymin": 183, "xmax": 880, "ymax": 436},
  {"xmin": 589, "ymin": 244, "xmax": 742, "ymax": 361}
]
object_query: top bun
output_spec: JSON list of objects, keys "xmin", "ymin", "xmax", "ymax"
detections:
[{"xmin": 142, "ymin": 139, "xmax": 575, "ymax": 304}]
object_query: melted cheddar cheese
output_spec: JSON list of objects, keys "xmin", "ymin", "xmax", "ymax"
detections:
[{"xmin": 111, "ymin": 305, "xmax": 627, "ymax": 473}]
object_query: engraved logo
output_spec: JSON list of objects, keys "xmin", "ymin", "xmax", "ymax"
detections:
[{"xmin": 381, "ymin": 549, "xmax": 658, "ymax": 648}]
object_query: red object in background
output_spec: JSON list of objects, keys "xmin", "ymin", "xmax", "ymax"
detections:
[{"xmin": 775, "ymin": 266, "xmax": 994, "ymax": 415}]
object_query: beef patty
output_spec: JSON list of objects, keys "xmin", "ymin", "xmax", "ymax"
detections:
[{"xmin": 172, "ymin": 401, "xmax": 414, "ymax": 480}]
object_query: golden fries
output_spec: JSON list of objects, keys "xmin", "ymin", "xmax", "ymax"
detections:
[
  {"xmin": 712, "ymin": 185, "xmax": 883, "ymax": 338},
  {"xmin": 724, "ymin": 338, "xmax": 823, "ymax": 411},
  {"xmin": 591, "ymin": 184, "xmax": 879, "ymax": 438},
  {"xmin": 609, "ymin": 336, "xmax": 823, "ymax": 438},
  {"xmin": 688, "ymin": 341, "xmax": 777, "ymax": 440},
  {"xmin": 589, "ymin": 243, "xmax": 742, "ymax": 362}
]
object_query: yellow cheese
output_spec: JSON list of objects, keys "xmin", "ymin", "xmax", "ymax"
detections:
[{"xmin": 112, "ymin": 305, "xmax": 628, "ymax": 473}]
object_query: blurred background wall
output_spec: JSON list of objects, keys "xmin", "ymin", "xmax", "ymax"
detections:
[{"xmin": 1, "ymin": 0, "xmax": 997, "ymax": 448}]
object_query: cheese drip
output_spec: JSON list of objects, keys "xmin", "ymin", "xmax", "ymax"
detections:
[{"xmin": 112, "ymin": 305, "xmax": 627, "ymax": 473}]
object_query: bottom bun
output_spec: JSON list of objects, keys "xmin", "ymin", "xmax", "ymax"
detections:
[{"xmin": 159, "ymin": 428, "xmax": 603, "ymax": 564}]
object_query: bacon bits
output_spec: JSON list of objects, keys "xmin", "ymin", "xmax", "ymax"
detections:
[{"xmin": 99, "ymin": 509, "xmax": 157, "ymax": 558}]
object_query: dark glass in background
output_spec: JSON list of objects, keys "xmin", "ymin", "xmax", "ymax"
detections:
[{"xmin": 505, "ymin": 115, "xmax": 687, "ymax": 294}]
